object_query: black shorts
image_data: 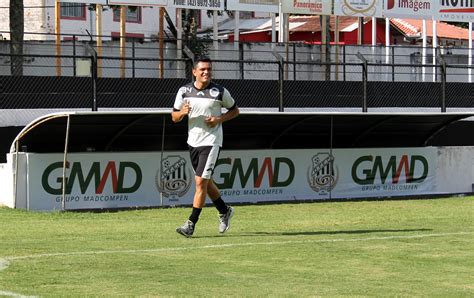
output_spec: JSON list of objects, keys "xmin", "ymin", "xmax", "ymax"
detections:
[{"xmin": 188, "ymin": 145, "xmax": 221, "ymax": 179}]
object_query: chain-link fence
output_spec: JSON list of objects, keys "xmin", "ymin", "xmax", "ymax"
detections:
[{"xmin": 1, "ymin": 36, "xmax": 473, "ymax": 111}]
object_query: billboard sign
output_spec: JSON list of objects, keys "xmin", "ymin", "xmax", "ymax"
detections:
[
  {"xmin": 280, "ymin": 0, "xmax": 332, "ymax": 15},
  {"xmin": 333, "ymin": 0, "xmax": 383, "ymax": 17},
  {"xmin": 383, "ymin": 0, "xmax": 436, "ymax": 19},
  {"xmin": 168, "ymin": 0, "xmax": 224, "ymax": 10},
  {"xmin": 20, "ymin": 147, "xmax": 442, "ymax": 210},
  {"xmin": 437, "ymin": 0, "xmax": 474, "ymax": 22},
  {"xmin": 227, "ymin": 0, "xmax": 279, "ymax": 13},
  {"xmin": 107, "ymin": 0, "xmax": 167, "ymax": 5},
  {"xmin": 60, "ymin": 0, "xmax": 107, "ymax": 4}
]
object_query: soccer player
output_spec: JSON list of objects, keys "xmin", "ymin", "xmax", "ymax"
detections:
[{"xmin": 171, "ymin": 56, "xmax": 240, "ymax": 238}]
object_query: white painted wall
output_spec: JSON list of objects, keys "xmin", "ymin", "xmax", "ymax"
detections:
[{"xmin": 0, "ymin": 0, "xmax": 230, "ymax": 41}]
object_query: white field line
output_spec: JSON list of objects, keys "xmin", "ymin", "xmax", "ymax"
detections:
[
  {"xmin": 1, "ymin": 231, "xmax": 472, "ymax": 297},
  {"xmin": 0, "ymin": 258, "xmax": 10, "ymax": 270},
  {"xmin": 1, "ymin": 231, "xmax": 473, "ymax": 266},
  {"xmin": 0, "ymin": 290, "xmax": 37, "ymax": 298}
]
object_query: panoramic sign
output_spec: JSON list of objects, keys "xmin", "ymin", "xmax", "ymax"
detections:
[
  {"xmin": 227, "ymin": 0, "xmax": 279, "ymax": 13},
  {"xmin": 280, "ymin": 0, "xmax": 332, "ymax": 15},
  {"xmin": 168, "ymin": 0, "xmax": 224, "ymax": 10},
  {"xmin": 383, "ymin": 0, "xmax": 436, "ymax": 19},
  {"xmin": 436, "ymin": 0, "xmax": 474, "ymax": 22},
  {"xmin": 333, "ymin": 0, "xmax": 383, "ymax": 17}
]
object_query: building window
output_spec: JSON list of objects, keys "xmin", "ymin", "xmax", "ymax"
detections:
[
  {"xmin": 60, "ymin": 2, "xmax": 86, "ymax": 20},
  {"xmin": 113, "ymin": 6, "xmax": 142, "ymax": 24}
]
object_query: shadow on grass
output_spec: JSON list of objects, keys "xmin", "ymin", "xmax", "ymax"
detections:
[
  {"xmin": 195, "ymin": 228, "xmax": 433, "ymax": 238},
  {"xmin": 245, "ymin": 228, "xmax": 433, "ymax": 237}
]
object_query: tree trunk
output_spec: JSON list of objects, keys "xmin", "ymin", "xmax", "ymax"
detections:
[{"xmin": 10, "ymin": 0, "xmax": 24, "ymax": 76}]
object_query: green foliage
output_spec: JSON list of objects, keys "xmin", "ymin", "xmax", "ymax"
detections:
[
  {"xmin": 182, "ymin": 9, "xmax": 210, "ymax": 58},
  {"xmin": 0, "ymin": 197, "xmax": 473, "ymax": 296},
  {"xmin": 448, "ymin": 22, "xmax": 469, "ymax": 29}
]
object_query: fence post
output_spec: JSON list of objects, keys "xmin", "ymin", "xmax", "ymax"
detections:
[
  {"xmin": 356, "ymin": 52, "xmax": 368, "ymax": 112},
  {"xmin": 293, "ymin": 43, "xmax": 296, "ymax": 80},
  {"xmin": 91, "ymin": 55, "xmax": 98, "ymax": 111},
  {"xmin": 73, "ymin": 36, "xmax": 76, "ymax": 77},
  {"xmin": 132, "ymin": 40, "xmax": 136, "ymax": 78},
  {"xmin": 391, "ymin": 47, "xmax": 395, "ymax": 82},
  {"xmin": 343, "ymin": 45, "xmax": 346, "ymax": 81},
  {"xmin": 239, "ymin": 43, "xmax": 244, "ymax": 79},
  {"xmin": 272, "ymin": 50, "xmax": 285, "ymax": 112},
  {"xmin": 279, "ymin": 60, "xmax": 284, "ymax": 112},
  {"xmin": 440, "ymin": 56, "xmax": 446, "ymax": 112}
]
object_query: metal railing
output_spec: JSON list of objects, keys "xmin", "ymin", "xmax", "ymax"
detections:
[{"xmin": 0, "ymin": 42, "xmax": 473, "ymax": 112}]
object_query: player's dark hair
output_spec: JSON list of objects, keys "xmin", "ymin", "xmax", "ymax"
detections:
[{"xmin": 193, "ymin": 56, "xmax": 212, "ymax": 68}]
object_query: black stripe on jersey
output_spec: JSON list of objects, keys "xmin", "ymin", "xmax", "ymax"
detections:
[{"xmin": 227, "ymin": 103, "xmax": 237, "ymax": 111}]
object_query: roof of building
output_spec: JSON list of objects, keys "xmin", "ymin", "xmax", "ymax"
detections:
[
  {"xmin": 391, "ymin": 19, "xmax": 474, "ymax": 40},
  {"xmin": 221, "ymin": 16, "xmax": 474, "ymax": 41}
]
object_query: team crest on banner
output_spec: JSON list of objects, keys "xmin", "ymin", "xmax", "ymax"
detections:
[
  {"xmin": 156, "ymin": 155, "xmax": 192, "ymax": 199},
  {"xmin": 307, "ymin": 153, "xmax": 339, "ymax": 193},
  {"xmin": 334, "ymin": 0, "xmax": 383, "ymax": 17}
]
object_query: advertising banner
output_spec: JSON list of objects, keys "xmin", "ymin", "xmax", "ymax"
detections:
[
  {"xmin": 107, "ymin": 0, "xmax": 167, "ymax": 6},
  {"xmin": 28, "ymin": 152, "xmax": 170, "ymax": 210},
  {"xmin": 214, "ymin": 148, "xmax": 437, "ymax": 202},
  {"xmin": 383, "ymin": 0, "xmax": 436, "ymax": 19},
  {"xmin": 168, "ymin": 0, "xmax": 224, "ymax": 10},
  {"xmin": 24, "ymin": 147, "xmax": 442, "ymax": 210},
  {"xmin": 227, "ymin": 0, "xmax": 279, "ymax": 13},
  {"xmin": 436, "ymin": 0, "xmax": 474, "ymax": 22},
  {"xmin": 60, "ymin": 0, "xmax": 107, "ymax": 4},
  {"xmin": 280, "ymin": 0, "xmax": 332, "ymax": 15},
  {"xmin": 333, "ymin": 0, "xmax": 383, "ymax": 17}
]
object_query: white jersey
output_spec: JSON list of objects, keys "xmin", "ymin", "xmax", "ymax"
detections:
[{"xmin": 173, "ymin": 82, "xmax": 236, "ymax": 147}]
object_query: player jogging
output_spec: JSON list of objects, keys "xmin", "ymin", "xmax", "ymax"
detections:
[{"xmin": 171, "ymin": 56, "xmax": 240, "ymax": 238}]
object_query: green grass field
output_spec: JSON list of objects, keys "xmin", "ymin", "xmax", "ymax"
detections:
[{"xmin": 1, "ymin": 197, "xmax": 473, "ymax": 297}]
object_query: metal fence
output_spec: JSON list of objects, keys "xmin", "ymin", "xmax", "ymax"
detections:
[
  {"xmin": 1, "ymin": 34, "xmax": 473, "ymax": 81},
  {"xmin": 0, "ymin": 35, "xmax": 473, "ymax": 112}
]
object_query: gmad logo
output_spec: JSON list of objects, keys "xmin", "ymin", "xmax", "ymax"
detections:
[
  {"xmin": 352, "ymin": 154, "xmax": 428, "ymax": 185},
  {"xmin": 214, "ymin": 157, "xmax": 295, "ymax": 189},
  {"xmin": 41, "ymin": 161, "xmax": 142, "ymax": 195},
  {"xmin": 307, "ymin": 153, "xmax": 339, "ymax": 193},
  {"xmin": 156, "ymin": 155, "xmax": 192, "ymax": 198}
]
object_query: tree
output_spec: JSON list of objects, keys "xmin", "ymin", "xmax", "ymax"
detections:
[{"xmin": 10, "ymin": 0, "xmax": 24, "ymax": 76}]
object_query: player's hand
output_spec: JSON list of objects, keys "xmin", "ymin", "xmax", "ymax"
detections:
[
  {"xmin": 205, "ymin": 116, "xmax": 220, "ymax": 128},
  {"xmin": 181, "ymin": 100, "xmax": 191, "ymax": 116}
]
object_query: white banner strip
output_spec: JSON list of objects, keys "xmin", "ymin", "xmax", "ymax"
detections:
[
  {"xmin": 280, "ymin": 0, "xmax": 332, "ymax": 15},
  {"xmin": 227, "ymin": 0, "xmax": 279, "ymax": 13},
  {"xmin": 333, "ymin": 0, "xmax": 383, "ymax": 18},
  {"xmin": 168, "ymin": 0, "xmax": 224, "ymax": 10}
]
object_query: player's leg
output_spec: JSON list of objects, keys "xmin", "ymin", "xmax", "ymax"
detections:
[
  {"xmin": 176, "ymin": 146, "xmax": 206, "ymax": 238},
  {"xmin": 208, "ymin": 179, "xmax": 234, "ymax": 233},
  {"xmin": 176, "ymin": 146, "xmax": 218, "ymax": 237}
]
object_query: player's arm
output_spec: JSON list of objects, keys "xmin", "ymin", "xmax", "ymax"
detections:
[
  {"xmin": 205, "ymin": 88, "xmax": 239, "ymax": 127},
  {"xmin": 171, "ymin": 103, "xmax": 190, "ymax": 123},
  {"xmin": 218, "ymin": 88, "xmax": 239, "ymax": 123},
  {"xmin": 171, "ymin": 88, "xmax": 190, "ymax": 123},
  {"xmin": 219, "ymin": 104, "xmax": 240, "ymax": 123},
  {"xmin": 205, "ymin": 105, "xmax": 239, "ymax": 128}
]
